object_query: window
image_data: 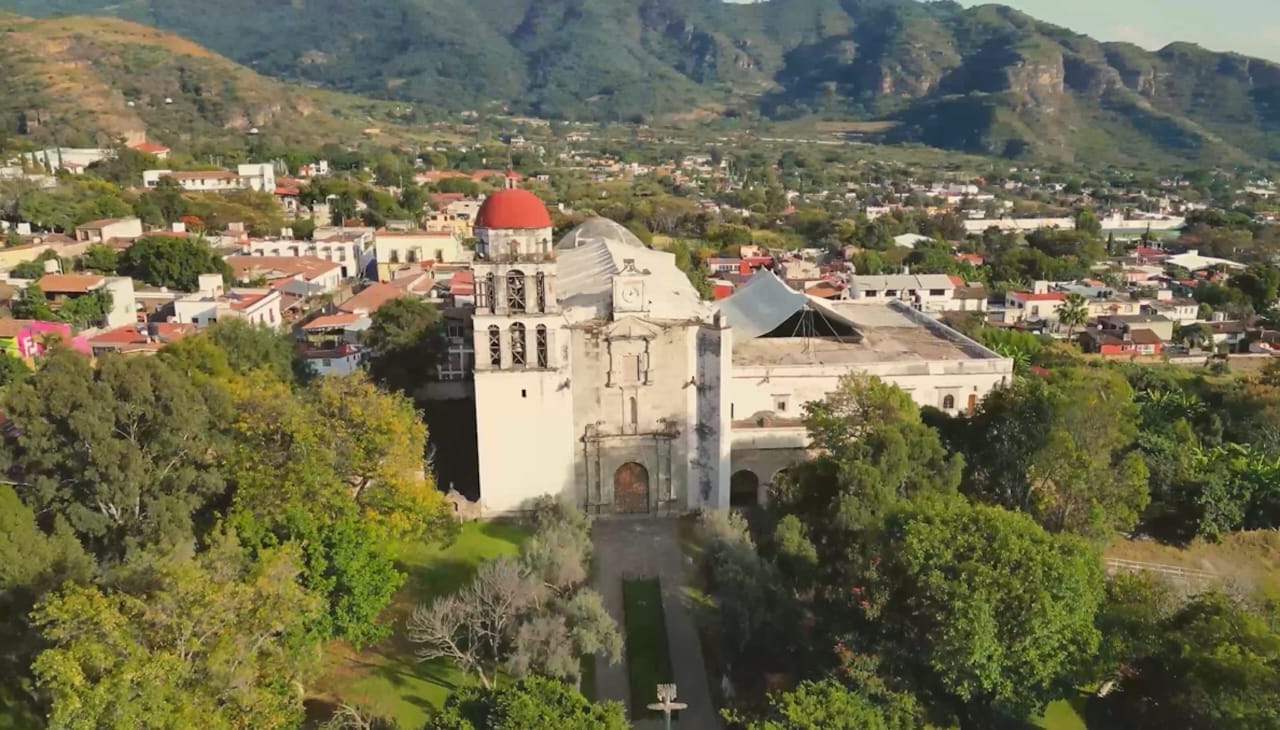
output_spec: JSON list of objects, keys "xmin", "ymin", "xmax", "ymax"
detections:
[
  {"xmin": 406, "ymin": 248, "xmax": 418, "ymax": 263},
  {"xmin": 773, "ymin": 395, "xmax": 790, "ymax": 413},
  {"xmin": 1031, "ymin": 305, "xmax": 1041, "ymax": 316},
  {"xmin": 536, "ymin": 325, "xmax": 548, "ymax": 368},
  {"xmin": 621, "ymin": 354, "xmax": 641, "ymax": 384},
  {"xmin": 507, "ymin": 270, "xmax": 527, "ymax": 313},
  {"xmin": 389, "ymin": 250, "xmax": 399, "ymax": 264},
  {"xmin": 929, "ymin": 289, "xmax": 946, "ymax": 296},
  {"xmin": 885, "ymin": 290, "xmax": 898, "ymax": 297},
  {"xmin": 535, "ymin": 272, "xmax": 547, "ymax": 313},
  {"xmin": 629, "ymin": 397, "xmax": 638, "ymax": 427},
  {"xmin": 510, "ymin": 323, "xmax": 526, "ymax": 366},
  {"xmin": 942, "ymin": 395, "xmax": 956, "ymax": 410},
  {"xmin": 484, "ymin": 273, "xmax": 496, "ymax": 312},
  {"xmin": 447, "ymin": 323, "xmax": 465, "ymax": 340},
  {"xmin": 488, "ymin": 325, "xmax": 501, "ymax": 366},
  {"xmin": 967, "ymin": 394, "xmax": 978, "ymax": 412},
  {"xmin": 435, "ymin": 249, "xmax": 444, "ymax": 262},
  {"xmin": 322, "ymin": 359, "xmax": 332, "ymax": 367}
]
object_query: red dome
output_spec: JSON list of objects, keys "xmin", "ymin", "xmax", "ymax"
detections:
[{"xmin": 475, "ymin": 189, "xmax": 552, "ymax": 230}]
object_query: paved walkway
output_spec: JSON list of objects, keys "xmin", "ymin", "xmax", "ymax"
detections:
[{"xmin": 592, "ymin": 518, "xmax": 720, "ymax": 729}]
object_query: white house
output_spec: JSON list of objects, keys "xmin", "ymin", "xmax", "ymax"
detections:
[
  {"xmin": 374, "ymin": 231, "xmax": 469, "ymax": 281},
  {"xmin": 174, "ymin": 274, "xmax": 282, "ymax": 328},
  {"xmin": 1005, "ymin": 291, "xmax": 1068, "ymax": 323},
  {"xmin": 846, "ymin": 274, "xmax": 959, "ymax": 312},
  {"xmin": 143, "ymin": 163, "xmax": 276, "ymax": 194}
]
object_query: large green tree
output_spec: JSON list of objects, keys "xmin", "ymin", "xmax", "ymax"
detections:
[
  {"xmin": 1, "ymin": 350, "xmax": 224, "ymax": 561},
  {"xmin": 118, "ymin": 235, "xmax": 232, "ymax": 291},
  {"xmin": 31, "ymin": 535, "xmax": 319, "ymax": 730},
  {"xmin": 727, "ymin": 678, "xmax": 919, "ymax": 730},
  {"xmin": 862, "ymin": 499, "xmax": 1105, "ymax": 726},
  {"xmin": 957, "ymin": 368, "xmax": 1149, "ymax": 537},
  {"xmin": 362, "ymin": 296, "xmax": 448, "ymax": 397},
  {"xmin": 1112, "ymin": 593, "xmax": 1280, "ymax": 729}
]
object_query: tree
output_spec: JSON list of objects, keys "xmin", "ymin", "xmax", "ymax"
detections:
[
  {"xmin": 862, "ymin": 499, "xmax": 1104, "ymax": 726},
  {"xmin": 118, "ymin": 235, "xmax": 232, "ymax": 291},
  {"xmin": 206, "ymin": 319, "xmax": 302, "ymax": 383},
  {"xmin": 408, "ymin": 504, "xmax": 619, "ymax": 688},
  {"xmin": 1074, "ymin": 209, "xmax": 1102, "ymax": 237},
  {"xmin": 31, "ymin": 534, "xmax": 320, "ymax": 730},
  {"xmin": 9, "ymin": 249, "xmax": 61, "ymax": 279},
  {"xmin": 726, "ymin": 678, "xmax": 919, "ymax": 730},
  {"xmin": 425, "ymin": 676, "xmax": 628, "ymax": 730},
  {"xmin": 1111, "ymin": 593, "xmax": 1280, "ymax": 729},
  {"xmin": 1, "ymin": 350, "xmax": 224, "ymax": 561},
  {"xmin": 362, "ymin": 297, "xmax": 447, "ymax": 397},
  {"xmin": 957, "ymin": 369, "xmax": 1149, "ymax": 537},
  {"xmin": 1058, "ymin": 292, "xmax": 1089, "ymax": 338},
  {"xmin": 0, "ymin": 351, "xmax": 29, "ymax": 389},
  {"xmin": 135, "ymin": 175, "xmax": 187, "ymax": 226},
  {"xmin": 79, "ymin": 243, "xmax": 119, "ymax": 274},
  {"xmin": 307, "ymin": 373, "xmax": 454, "ymax": 540}
]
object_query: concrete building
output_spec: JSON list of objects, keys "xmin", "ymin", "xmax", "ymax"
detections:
[
  {"xmin": 74, "ymin": 218, "xmax": 144, "ymax": 243},
  {"xmin": 36, "ymin": 273, "xmax": 137, "ymax": 328},
  {"xmin": 374, "ymin": 231, "xmax": 469, "ymax": 281},
  {"xmin": 244, "ymin": 232, "xmax": 373, "ymax": 279},
  {"xmin": 143, "ymin": 163, "xmax": 276, "ymax": 194},
  {"xmin": 224, "ymin": 255, "xmax": 343, "ymax": 297},
  {"xmin": 174, "ymin": 274, "xmax": 281, "ymax": 328},
  {"xmin": 468, "ymin": 212, "xmax": 1013, "ymax": 516},
  {"xmin": 846, "ymin": 274, "xmax": 958, "ymax": 312}
]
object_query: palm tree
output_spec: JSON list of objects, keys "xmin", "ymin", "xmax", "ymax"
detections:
[{"xmin": 1059, "ymin": 293, "xmax": 1089, "ymax": 339}]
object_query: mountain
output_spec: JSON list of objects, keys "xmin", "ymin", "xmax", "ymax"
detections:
[
  {"xmin": 4, "ymin": 0, "xmax": 1280, "ymax": 164},
  {"xmin": 0, "ymin": 12, "xmax": 424, "ymax": 151}
]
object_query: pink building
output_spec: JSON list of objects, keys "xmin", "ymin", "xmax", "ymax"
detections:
[{"xmin": 0, "ymin": 320, "xmax": 90, "ymax": 359}]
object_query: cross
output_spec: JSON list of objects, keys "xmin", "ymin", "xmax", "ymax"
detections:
[{"xmin": 647, "ymin": 683, "xmax": 688, "ymax": 730}]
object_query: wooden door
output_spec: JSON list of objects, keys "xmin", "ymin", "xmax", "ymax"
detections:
[{"xmin": 613, "ymin": 462, "xmax": 650, "ymax": 514}]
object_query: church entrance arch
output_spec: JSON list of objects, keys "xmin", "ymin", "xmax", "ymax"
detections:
[
  {"xmin": 613, "ymin": 462, "xmax": 650, "ymax": 514},
  {"xmin": 730, "ymin": 470, "xmax": 760, "ymax": 508}
]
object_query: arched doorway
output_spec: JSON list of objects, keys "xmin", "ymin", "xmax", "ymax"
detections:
[
  {"xmin": 614, "ymin": 462, "xmax": 650, "ymax": 514},
  {"xmin": 730, "ymin": 470, "xmax": 760, "ymax": 508}
]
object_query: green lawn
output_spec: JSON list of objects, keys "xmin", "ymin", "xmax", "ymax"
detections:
[
  {"xmin": 1034, "ymin": 697, "xmax": 1089, "ymax": 730},
  {"xmin": 310, "ymin": 520, "xmax": 531, "ymax": 728},
  {"xmin": 622, "ymin": 578, "xmax": 674, "ymax": 719}
]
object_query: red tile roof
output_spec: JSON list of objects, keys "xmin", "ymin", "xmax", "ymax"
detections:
[
  {"xmin": 303, "ymin": 313, "xmax": 363, "ymax": 331},
  {"xmin": 1010, "ymin": 291, "xmax": 1066, "ymax": 302},
  {"xmin": 130, "ymin": 141, "xmax": 171, "ymax": 154},
  {"xmin": 337, "ymin": 283, "xmax": 404, "ymax": 315},
  {"xmin": 37, "ymin": 274, "xmax": 105, "ymax": 293}
]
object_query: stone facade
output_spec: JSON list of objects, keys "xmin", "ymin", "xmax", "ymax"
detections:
[{"xmin": 470, "ymin": 217, "xmax": 1015, "ymax": 516}]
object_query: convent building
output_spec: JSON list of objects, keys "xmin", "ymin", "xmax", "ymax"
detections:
[{"xmin": 469, "ymin": 188, "xmax": 1014, "ymax": 515}]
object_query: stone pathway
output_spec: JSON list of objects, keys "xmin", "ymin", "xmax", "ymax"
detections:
[{"xmin": 592, "ymin": 518, "xmax": 720, "ymax": 729}]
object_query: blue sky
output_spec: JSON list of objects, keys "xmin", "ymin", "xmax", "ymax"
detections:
[
  {"xmin": 962, "ymin": 0, "xmax": 1280, "ymax": 59},
  {"xmin": 726, "ymin": 1, "xmax": 1280, "ymax": 61},
  {"xmin": 960, "ymin": 0, "xmax": 1279, "ymax": 60}
]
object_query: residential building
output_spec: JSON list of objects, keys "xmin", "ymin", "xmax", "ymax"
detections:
[
  {"xmin": 1143, "ymin": 298, "xmax": 1200, "ymax": 326},
  {"xmin": 300, "ymin": 313, "xmax": 369, "ymax": 376},
  {"xmin": 129, "ymin": 141, "xmax": 171, "ymax": 160},
  {"xmin": 87, "ymin": 322, "xmax": 195, "ymax": 356},
  {"xmin": 244, "ymin": 232, "xmax": 373, "ymax": 279},
  {"xmin": 174, "ymin": 274, "xmax": 282, "ymax": 328},
  {"xmin": 28, "ymin": 147, "xmax": 113, "ymax": 174},
  {"xmin": 0, "ymin": 319, "xmax": 87, "ymax": 358},
  {"xmin": 1005, "ymin": 291, "xmax": 1067, "ymax": 323},
  {"xmin": 1081, "ymin": 328, "xmax": 1164, "ymax": 357},
  {"xmin": 374, "ymin": 231, "xmax": 469, "ymax": 282},
  {"xmin": 336, "ymin": 282, "xmax": 408, "ymax": 316},
  {"xmin": 847, "ymin": 274, "xmax": 958, "ymax": 312},
  {"xmin": 224, "ymin": 256, "xmax": 343, "ymax": 297},
  {"xmin": 36, "ymin": 274, "xmax": 137, "ymax": 328},
  {"xmin": 74, "ymin": 218, "xmax": 143, "ymax": 243},
  {"xmin": 143, "ymin": 163, "xmax": 276, "ymax": 194},
  {"xmin": 1098, "ymin": 314, "xmax": 1175, "ymax": 342}
]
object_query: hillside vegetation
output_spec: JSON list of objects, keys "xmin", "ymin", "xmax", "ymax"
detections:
[
  {"xmin": 3, "ymin": 0, "xmax": 1280, "ymax": 163},
  {"xmin": 0, "ymin": 13, "xmax": 428, "ymax": 152}
]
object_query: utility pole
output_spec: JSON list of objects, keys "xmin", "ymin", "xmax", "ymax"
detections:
[{"xmin": 646, "ymin": 683, "xmax": 687, "ymax": 730}]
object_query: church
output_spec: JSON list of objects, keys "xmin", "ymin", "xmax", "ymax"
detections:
[{"xmin": 469, "ymin": 188, "xmax": 1014, "ymax": 515}]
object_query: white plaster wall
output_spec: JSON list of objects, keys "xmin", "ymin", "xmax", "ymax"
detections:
[
  {"xmin": 474, "ymin": 369, "xmax": 576, "ymax": 513},
  {"xmin": 729, "ymin": 360, "xmax": 1012, "ymax": 419}
]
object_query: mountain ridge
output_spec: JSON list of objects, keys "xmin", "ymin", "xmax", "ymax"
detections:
[{"xmin": 3, "ymin": 0, "xmax": 1279, "ymax": 164}]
